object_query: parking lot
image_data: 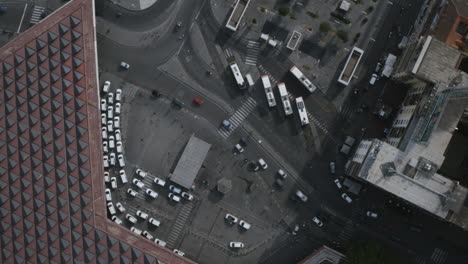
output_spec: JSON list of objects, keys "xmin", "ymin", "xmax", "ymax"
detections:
[{"xmin": 99, "ymin": 73, "xmax": 313, "ymax": 261}]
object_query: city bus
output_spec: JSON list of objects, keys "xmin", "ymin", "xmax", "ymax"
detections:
[
  {"xmin": 289, "ymin": 66, "xmax": 317, "ymax": 93},
  {"xmin": 295, "ymin": 97, "xmax": 309, "ymax": 126},
  {"xmin": 229, "ymin": 62, "xmax": 246, "ymax": 89},
  {"xmin": 277, "ymin": 82, "xmax": 293, "ymax": 116},
  {"xmin": 261, "ymin": 75, "xmax": 276, "ymax": 107}
]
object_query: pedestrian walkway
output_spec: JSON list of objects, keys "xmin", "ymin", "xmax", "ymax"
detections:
[
  {"xmin": 29, "ymin": 6, "xmax": 45, "ymax": 25},
  {"xmin": 337, "ymin": 219, "xmax": 354, "ymax": 245},
  {"xmin": 166, "ymin": 202, "xmax": 194, "ymax": 248},
  {"xmin": 430, "ymin": 248, "xmax": 448, "ymax": 264},
  {"xmin": 218, "ymin": 97, "xmax": 257, "ymax": 139},
  {"xmin": 245, "ymin": 41, "xmax": 260, "ymax": 66},
  {"xmin": 224, "ymin": 48, "xmax": 234, "ymax": 59},
  {"xmin": 121, "ymin": 83, "xmax": 151, "ymax": 99}
]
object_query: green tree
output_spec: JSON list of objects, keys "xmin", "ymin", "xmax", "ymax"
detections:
[
  {"xmin": 336, "ymin": 30, "xmax": 349, "ymax": 42},
  {"xmin": 319, "ymin": 22, "xmax": 332, "ymax": 33},
  {"xmin": 278, "ymin": 5, "xmax": 290, "ymax": 16},
  {"xmin": 348, "ymin": 241, "xmax": 410, "ymax": 264}
]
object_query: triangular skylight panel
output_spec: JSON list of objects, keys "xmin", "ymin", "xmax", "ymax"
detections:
[
  {"xmin": 25, "ymin": 47, "xmax": 35, "ymax": 58},
  {"xmin": 14, "ymin": 55, "xmax": 24, "ymax": 65},
  {"xmin": 61, "ymin": 52, "xmax": 70, "ymax": 62},
  {"xmin": 72, "ymin": 58, "xmax": 83, "ymax": 68},
  {"xmin": 61, "ymin": 65, "xmax": 71, "ymax": 76},
  {"xmin": 70, "ymin": 16, "xmax": 81, "ymax": 27},
  {"xmin": 39, "ymin": 80, "xmax": 48, "ymax": 91},
  {"xmin": 26, "ymin": 61, "xmax": 36, "ymax": 72},
  {"xmin": 47, "ymin": 32, "xmax": 58, "ymax": 43},
  {"xmin": 58, "ymin": 24, "xmax": 69, "ymax": 35},
  {"xmin": 49, "ymin": 46, "xmax": 59, "ymax": 56},
  {"xmin": 37, "ymin": 53, "xmax": 47, "ymax": 64},
  {"xmin": 50, "ymin": 73, "xmax": 59, "ymax": 83},
  {"xmin": 73, "ymin": 71, "xmax": 83, "ymax": 82},
  {"xmin": 49, "ymin": 59, "xmax": 59, "ymax": 70},
  {"xmin": 60, "ymin": 38, "xmax": 70, "ymax": 48},
  {"xmin": 2, "ymin": 62, "xmax": 12, "ymax": 73},
  {"xmin": 15, "ymin": 69, "xmax": 24, "ymax": 79},
  {"xmin": 72, "ymin": 44, "xmax": 81, "ymax": 55},
  {"xmin": 36, "ymin": 39, "xmax": 46, "ymax": 50},
  {"xmin": 71, "ymin": 30, "xmax": 81, "ymax": 41},
  {"xmin": 27, "ymin": 74, "xmax": 36, "ymax": 85},
  {"xmin": 38, "ymin": 67, "xmax": 48, "ymax": 78}
]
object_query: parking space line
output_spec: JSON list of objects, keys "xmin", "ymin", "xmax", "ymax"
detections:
[{"xmin": 17, "ymin": 3, "xmax": 28, "ymax": 33}]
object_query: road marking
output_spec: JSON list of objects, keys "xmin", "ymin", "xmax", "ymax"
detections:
[
  {"xmin": 17, "ymin": 3, "xmax": 28, "ymax": 33},
  {"xmin": 218, "ymin": 97, "xmax": 257, "ymax": 139},
  {"xmin": 245, "ymin": 40, "xmax": 261, "ymax": 66},
  {"xmin": 29, "ymin": 6, "xmax": 45, "ymax": 25},
  {"xmin": 166, "ymin": 202, "xmax": 193, "ymax": 248},
  {"xmin": 387, "ymin": 1, "xmax": 393, "ymax": 4},
  {"xmin": 369, "ymin": 38, "xmax": 376, "ymax": 42}
]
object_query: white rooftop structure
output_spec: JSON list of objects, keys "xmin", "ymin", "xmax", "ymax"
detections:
[{"xmin": 339, "ymin": 0, "xmax": 351, "ymax": 11}]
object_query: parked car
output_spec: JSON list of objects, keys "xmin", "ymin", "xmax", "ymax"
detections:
[
  {"xmin": 104, "ymin": 171, "xmax": 110, "ymax": 183},
  {"xmin": 142, "ymin": 230, "xmax": 154, "ymax": 240},
  {"xmin": 119, "ymin": 170, "xmax": 128, "ymax": 184},
  {"xmin": 329, "ymin": 162, "xmax": 336, "ymax": 174},
  {"xmin": 125, "ymin": 214, "xmax": 137, "ymax": 223},
  {"xmin": 173, "ymin": 249, "xmax": 185, "ymax": 256},
  {"xmin": 168, "ymin": 193, "xmax": 181, "ymax": 202},
  {"xmin": 100, "ymin": 99, "xmax": 107, "ymax": 111},
  {"xmin": 102, "ymin": 81, "xmax": 111, "ymax": 93},
  {"xmin": 136, "ymin": 168, "xmax": 148, "ymax": 178},
  {"xmin": 130, "ymin": 227, "xmax": 142, "ymax": 235},
  {"xmin": 366, "ymin": 211, "xmax": 378, "ymax": 218},
  {"xmin": 105, "ymin": 188, "xmax": 112, "ymax": 201},
  {"xmin": 109, "ymin": 153, "xmax": 116, "ymax": 166},
  {"xmin": 127, "ymin": 188, "xmax": 137, "ymax": 197},
  {"xmin": 293, "ymin": 190, "xmax": 308, "ymax": 202},
  {"xmin": 342, "ymin": 193, "xmax": 353, "ymax": 203},
  {"xmin": 115, "ymin": 89, "xmax": 122, "ymax": 101},
  {"xmin": 146, "ymin": 189, "xmax": 158, "ymax": 199},
  {"xmin": 111, "ymin": 215, "xmax": 122, "ymax": 224},
  {"xmin": 103, "ymin": 155, "xmax": 109, "ymax": 168},
  {"xmin": 108, "ymin": 92, "xmax": 114, "ymax": 104},
  {"xmin": 116, "ymin": 202, "xmax": 126, "ymax": 213},
  {"xmin": 277, "ymin": 169, "xmax": 287, "ymax": 179},
  {"xmin": 369, "ymin": 73, "xmax": 378, "ymax": 85},
  {"xmin": 107, "ymin": 202, "xmax": 116, "ymax": 215},
  {"xmin": 120, "ymin": 61, "xmax": 130, "ymax": 69},
  {"xmin": 334, "ymin": 179, "xmax": 342, "ymax": 189},
  {"xmin": 115, "ymin": 129, "xmax": 122, "ymax": 141},
  {"xmin": 193, "ymin": 97, "xmax": 204, "ymax": 105},
  {"xmin": 258, "ymin": 158, "xmax": 268, "ymax": 169},
  {"xmin": 114, "ymin": 116, "xmax": 120, "ymax": 128},
  {"xmin": 118, "ymin": 154, "xmax": 125, "ymax": 167},
  {"xmin": 153, "ymin": 177, "xmax": 166, "ymax": 187},
  {"xmin": 225, "ymin": 214, "xmax": 238, "ymax": 225},
  {"xmin": 222, "ymin": 120, "xmax": 232, "ymax": 129},
  {"xmin": 181, "ymin": 192, "xmax": 194, "ymax": 201},
  {"xmin": 101, "ymin": 127, "xmax": 108, "ymax": 139},
  {"xmin": 154, "ymin": 238, "xmax": 167, "ymax": 247},
  {"xmin": 109, "ymin": 135, "xmax": 115, "ymax": 149},
  {"xmin": 101, "ymin": 113, "xmax": 106, "ymax": 125},
  {"xmin": 136, "ymin": 210, "xmax": 149, "ymax": 219},
  {"xmin": 169, "ymin": 185, "xmax": 182, "ymax": 194},
  {"xmin": 115, "ymin": 102, "xmax": 121, "ymax": 115},
  {"xmin": 110, "ymin": 177, "xmax": 117, "ymax": 189},
  {"xmin": 229, "ymin": 242, "xmax": 244, "ymax": 248},
  {"xmin": 149, "ymin": 218, "xmax": 161, "ymax": 227},
  {"xmin": 235, "ymin": 144, "xmax": 244, "ymax": 153},
  {"xmin": 107, "ymin": 120, "xmax": 113, "ymax": 132},
  {"xmin": 172, "ymin": 98, "xmax": 185, "ymax": 108},
  {"xmin": 132, "ymin": 178, "xmax": 145, "ymax": 189},
  {"xmin": 239, "ymin": 220, "xmax": 251, "ymax": 230},
  {"xmin": 312, "ymin": 217, "xmax": 323, "ymax": 227},
  {"xmin": 102, "ymin": 141, "xmax": 108, "ymax": 153},
  {"xmin": 107, "ymin": 106, "xmax": 113, "ymax": 119}
]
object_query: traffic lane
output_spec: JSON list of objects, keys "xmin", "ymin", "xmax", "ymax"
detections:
[{"xmin": 0, "ymin": 2, "xmax": 28, "ymax": 33}]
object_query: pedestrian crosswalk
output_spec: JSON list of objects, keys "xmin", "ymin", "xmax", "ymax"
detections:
[
  {"xmin": 166, "ymin": 202, "xmax": 193, "ymax": 248},
  {"xmin": 224, "ymin": 48, "xmax": 234, "ymax": 59},
  {"xmin": 30, "ymin": 6, "xmax": 45, "ymax": 25},
  {"xmin": 218, "ymin": 97, "xmax": 257, "ymax": 139},
  {"xmin": 337, "ymin": 219, "xmax": 354, "ymax": 245},
  {"xmin": 430, "ymin": 248, "xmax": 448, "ymax": 264},
  {"xmin": 245, "ymin": 41, "xmax": 260, "ymax": 66}
]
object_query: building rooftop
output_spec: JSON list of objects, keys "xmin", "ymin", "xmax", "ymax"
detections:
[
  {"xmin": 297, "ymin": 246, "xmax": 347, "ymax": 264},
  {"xmin": 170, "ymin": 135, "xmax": 211, "ymax": 189},
  {"xmin": 0, "ymin": 0, "xmax": 196, "ymax": 263}
]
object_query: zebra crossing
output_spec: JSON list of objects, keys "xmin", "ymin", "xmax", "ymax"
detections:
[
  {"xmin": 218, "ymin": 97, "xmax": 257, "ymax": 139},
  {"xmin": 30, "ymin": 6, "xmax": 45, "ymax": 25},
  {"xmin": 337, "ymin": 219, "xmax": 354, "ymax": 245},
  {"xmin": 430, "ymin": 248, "xmax": 448, "ymax": 264},
  {"xmin": 166, "ymin": 202, "xmax": 193, "ymax": 248},
  {"xmin": 224, "ymin": 48, "xmax": 234, "ymax": 59},
  {"xmin": 245, "ymin": 41, "xmax": 260, "ymax": 66}
]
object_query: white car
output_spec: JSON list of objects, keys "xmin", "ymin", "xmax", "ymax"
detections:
[
  {"xmin": 369, "ymin": 73, "xmax": 378, "ymax": 85},
  {"xmin": 119, "ymin": 169, "xmax": 128, "ymax": 184},
  {"xmin": 342, "ymin": 193, "xmax": 353, "ymax": 203},
  {"xmin": 116, "ymin": 202, "xmax": 126, "ymax": 213},
  {"xmin": 294, "ymin": 190, "xmax": 308, "ymax": 202},
  {"xmin": 169, "ymin": 185, "xmax": 182, "ymax": 194},
  {"xmin": 173, "ymin": 249, "xmax": 185, "ymax": 256},
  {"xmin": 107, "ymin": 202, "xmax": 116, "ymax": 215},
  {"xmin": 127, "ymin": 188, "xmax": 137, "ymax": 197},
  {"xmin": 120, "ymin": 61, "xmax": 130, "ymax": 69},
  {"xmin": 149, "ymin": 217, "xmax": 161, "ymax": 227},
  {"xmin": 116, "ymin": 141, "xmax": 123, "ymax": 153},
  {"xmin": 235, "ymin": 144, "xmax": 244, "ymax": 153},
  {"xmin": 225, "ymin": 214, "xmax": 238, "ymax": 225},
  {"xmin": 115, "ymin": 102, "xmax": 121, "ymax": 115},
  {"xmin": 146, "ymin": 189, "xmax": 158, "ymax": 199},
  {"xmin": 109, "ymin": 153, "xmax": 116, "ymax": 167},
  {"xmin": 104, "ymin": 171, "xmax": 110, "ymax": 183},
  {"xmin": 108, "ymin": 92, "xmax": 114, "ymax": 105},
  {"xmin": 118, "ymin": 154, "xmax": 125, "ymax": 167},
  {"xmin": 334, "ymin": 179, "xmax": 342, "ymax": 189},
  {"xmin": 130, "ymin": 227, "xmax": 142, "ymax": 235},
  {"xmin": 126, "ymin": 213, "xmax": 137, "ymax": 223},
  {"xmin": 102, "ymin": 141, "xmax": 108, "ymax": 153},
  {"xmin": 136, "ymin": 210, "xmax": 149, "ymax": 219},
  {"xmin": 239, "ymin": 220, "xmax": 251, "ymax": 230},
  {"xmin": 181, "ymin": 192, "xmax": 193, "ymax": 201},
  {"xmin": 153, "ymin": 177, "xmax": 166, "ymax": 187},
  {"xmin": 229, "ymin": 242, "xmax": 244, "ymax": 248},
  {"xmin": 168, "ymin": 193, "xmax": 181, "ymax": 202},
  {"xmin": 114, "ymin": 116, "xmax": 120, "ymax": 128},
  {"xmin": 111, "ymin": 215, "xmax": 122, "ymax": 224},
  {"xmin": 107, "ymin": 120, "xmax": 113, "ymax": 132},
  {"xmin": 366, "ymin": 211, "xmax": 378, "ymax": 218},
  {"xmin": 107, "ymin": 106, "xmax": 113, "ymax": 119},
  {"xmin": 101, "ymin": 113, "xmax": 106, "ymax": 125},
  {"xmin": 115, "ymin": 130, "xmax": 122, "ymax": 141},
  {"xmin": 132, "ymin": 178, "xmax": 145, "ymax": 189},
  {"xmin": 110, "ymin": 177, "xmax": 117, "ymax": 189},
  {"xmin": 312, "ymin": 217, "xmax": 323, "ymax": 227},
  {"xmin": 277, "ymin": 169, "xmax": 287, "ymax": 179},
  {"xmin": 136, "ymin": 169, "xmax": 148, "ymax": 178},
  {"xmin": 105, "ymin": 188, "xmax": 112, "ymax": 201},
  {"xmin": 102, "ymin": 81, "xmax": 111, "ymax": 93},
  {"xmin": 142, "ymin": 231, "xmax": 154, "ymax": 240},
  {"xmin": 101, "ymin": 127, "xmax": 108, "ymax": 139},
  {"xmin": 116, "ymin": 89, "xmax": 122, "ymax": 101},
  {"xmin": 258, "ymin": 158, "xmax": 268, "ymax": 169},
  {"xmin": 103, "ymin": 155, "xmax": 109, "ymax": 168},
  {"xmin": 109, "ymin": 135, "xmax": 115, "ymax": 149},
  {"xmin": 329, "ymin": 162, "xmax": 336, "ymax": 174},
  {"xmin": 100, "ymin": 99, "xmax": 107, "ymax": 112},
  {"xmin": 154, "ymin": 238, "xmax": 166, "ymax": 247}
]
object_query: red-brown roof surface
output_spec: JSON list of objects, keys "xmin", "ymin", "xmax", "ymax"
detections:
[{"xmin": 0, "ymin": 0, "xmax": 196, "ymax": 263}]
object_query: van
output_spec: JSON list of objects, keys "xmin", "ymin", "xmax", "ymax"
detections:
[
  {"xmin": 222, "ymin": 120, "xmax": 232, "ymax": 129},
  {"xmin": 245, "ymin": 74, "xmax": 254, "ymax": 87},
  {"xmin": 369, "ymin": 74, "xmax": 378, "ymax": 85}
]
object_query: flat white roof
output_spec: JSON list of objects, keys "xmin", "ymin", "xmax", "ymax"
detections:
[{"xmin": 339, "ymin": 0, "xmax": 351, "ymax": 11}]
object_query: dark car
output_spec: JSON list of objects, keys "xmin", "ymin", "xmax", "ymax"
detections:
[{"xmin": 172, "ymin": 98, "xmax": 185, "ymax": 108}]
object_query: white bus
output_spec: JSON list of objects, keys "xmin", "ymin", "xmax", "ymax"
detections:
[
  {"xmin": 277, "ymin": 83, "xmax": 293, "ymax": 116},
  {"xmin": 295, "ymin": 97, "xmax": 309, "ymax": 126},
  {"xmin": 261, "ymin": 75, "xmax": 276, "ymax": 107},
  {"xmin": 229, "ymin": 62, "xmax": 246, "ymax": 89},
  {"xmin": 289, "ymin": 66, "xmax": 317, "ymax": 93}
]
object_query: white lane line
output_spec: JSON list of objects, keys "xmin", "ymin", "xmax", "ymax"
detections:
[{"xmin": 17, "ymin": 3, "xmax": 28, "ymax": 33}]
